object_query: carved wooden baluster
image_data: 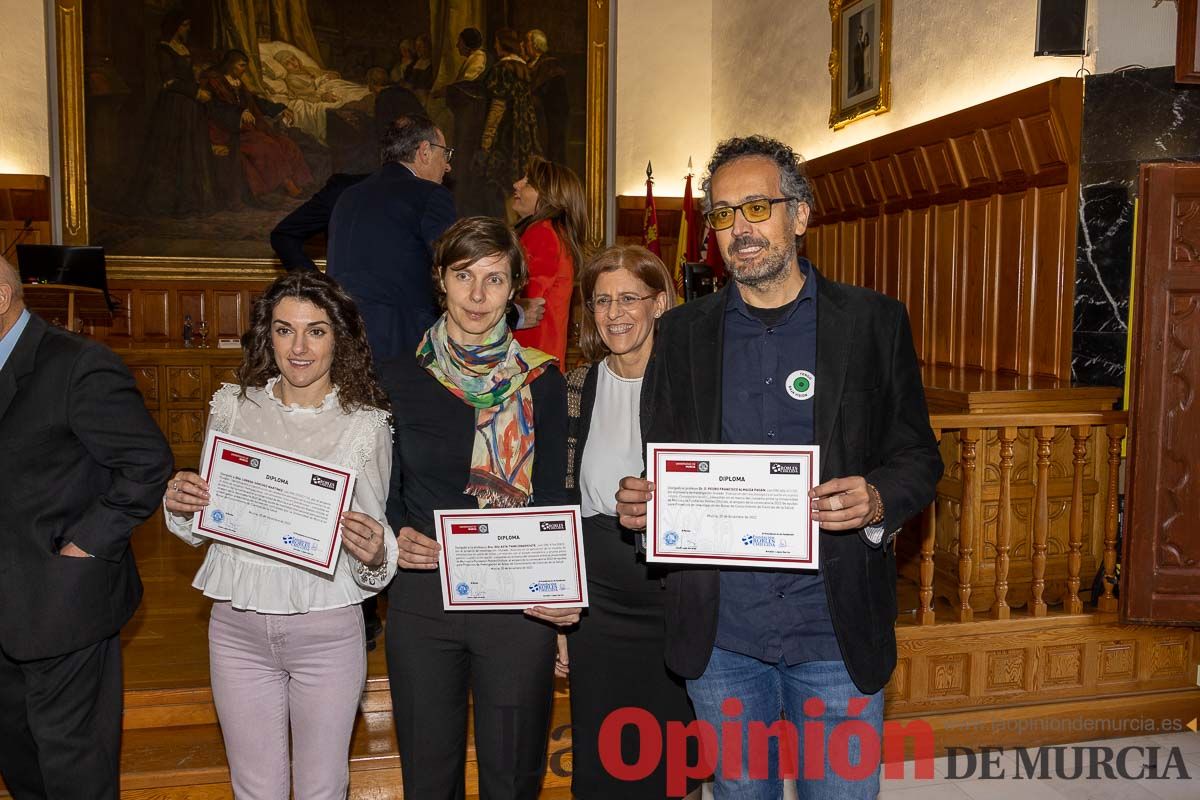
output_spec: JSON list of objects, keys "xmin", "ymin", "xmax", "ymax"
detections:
[
  {"xmin": 1031, "ymin": 425, "xmax": 1054, "ymax": 617},
  {"xmin": 993, "ymin": 426, "xmax": 1016, "ymax": 620},
  {"xmin": 957, "ymin": 428, "xmax": 980, "ymax": 622},
  {"xmin": 919, "ymin": 428, "xmax": 942, "ymax": 626},
  {"xmin": 1066, "ymin": 425, "xmax": 1089, "ymax": 614},
  {"xmin": 1098, "ymin": 423, "xmax": 1125, "ymax": 612}
]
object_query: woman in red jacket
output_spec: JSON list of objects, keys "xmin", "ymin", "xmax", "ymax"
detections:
[{"xmin": 511, "ymin": 156, "xmax": 588, "ymax": 364}]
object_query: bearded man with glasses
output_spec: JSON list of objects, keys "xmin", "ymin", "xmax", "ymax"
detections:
[{"xmin": 616, "ymin": 135, "xmax": 943, "ymax": 799}]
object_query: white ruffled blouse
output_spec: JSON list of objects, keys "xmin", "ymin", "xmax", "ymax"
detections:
[{"xmin": 164, "ymin": 379, "xmax": 398, "ymax": 614}]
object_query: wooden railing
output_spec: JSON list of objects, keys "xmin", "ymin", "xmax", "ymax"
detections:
[{"xmin": 912, "ymin": 410, "xmax": 1128, "ymax": 625}]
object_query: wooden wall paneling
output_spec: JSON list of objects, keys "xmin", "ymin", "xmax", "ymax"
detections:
[
  {"xmin": 1018, "ymin": 113, "xmax": 1069, "ymax": 175},
  {"xmin": 994, "ymin": 193, "xmax": 1028, "ymax": 374},
  {"xmin": 862, "ymin": 217, "xmax": 880, "ymax": 290},
  {"xmin": 923, "ymin": 142, "xmax": 962, "ymax": 195},
  {"xmin": 896, "ymin": 148, "xmax": 932, "ymax": 199},
  {"xmin": 214, "ymin": 291, "xmax": 243, "ymax": 340},
  {"xmin": 905, "ymin": 207, "xmax": 931, "ymax": 360},
  {"xmin": 932, "ymin": 203, "xmax": 960, "ymax": 367},
  {"xmin": 951, "ymin": 132, "xmax": 995, "ymax": 188},
  {"xmin": 850, "ymin": 163, "xmax": 880, "ymax": 207},
  {"xmin": 135, "ymin": 290, "xmax": 170, "ymax": 342},
  {"xmin": 812, "ymin": 173, "xmax": 841, "ymax": 216},
  {"xmin": 840, "ymin": 220, "xmax": 862, "ymax": 286},
  {"xmin": 983, "ymin": 122, "xmax": 1028, "ymax": 182},
  {"xmin": 834, "ymin": 169, "xmax": 861, "ymax": 210},
  {"xmin": 881, "ymin": 212, "xmax": 903, "ymax": 299},
  {"xmin": 1032, "ymin": 185, "xmax": 1072, "ymax": 378},
  {"xmin": 960, "ymin": 197, "xmax": 994, "ymax": 371},
  {"xmin": 873, "ymin": 157, "xmax": 905, "ymax": 203}
]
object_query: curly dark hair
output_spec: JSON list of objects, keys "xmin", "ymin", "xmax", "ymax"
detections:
[
  {"xmin": 700, "ymin": 135, "xmax": 815, "ymax": 217},
  {"xmin": 238, "ymin": 271, "xmax": 390, "ymax": 413}
]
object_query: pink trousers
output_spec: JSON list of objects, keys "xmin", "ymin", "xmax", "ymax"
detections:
[{"xmin": 208, "ymin": 601, "xmax": 366, "ymax": 799}]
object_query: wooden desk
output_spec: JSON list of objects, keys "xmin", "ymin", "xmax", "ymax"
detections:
[
  {"xmin": 23, "ymin": 283, "xmax": 114, "ymax": 330},
  {"xmin": 114, "ymin": 346, "xmax": 243, "ymax": 468}
]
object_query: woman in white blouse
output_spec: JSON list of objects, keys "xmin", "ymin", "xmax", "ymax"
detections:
[
  {"xmin": 561, "ymin": 246, "xmax": 699, "ymax": 799},
  {"xmin": 163, "ymin": 270, "xmax": 396, "ymax": 799}
]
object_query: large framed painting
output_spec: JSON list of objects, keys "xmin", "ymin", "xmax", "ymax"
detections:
[
  {"xmin": 828, "ymin": 0, "xmax": 890, "ymax": 130},
  {"xmin": 53, "ymin": 0, "xmax": 610, "ymax": 280}
]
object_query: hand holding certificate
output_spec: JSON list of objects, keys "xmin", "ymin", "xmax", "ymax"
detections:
[
  {"xmin": 435, "ymin": 505, "xmax": 588, "ymax": 612},
  {"xmin": 644, "ymin": 443, "xmax": 820, "ymax": 569},
  {"xmin": 188, "ymin": 431, "xmax": 357, "ymax": 575}
]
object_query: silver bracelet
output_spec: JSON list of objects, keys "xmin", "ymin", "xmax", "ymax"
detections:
[{"xmin": 355, "ymin": 559, "xmax": 389, "ymax": 587}]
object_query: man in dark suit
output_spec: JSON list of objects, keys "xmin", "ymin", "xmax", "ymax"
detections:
[
  {"xmin": 270, "ymin": 172, "xmax": 368, "ymax": 271},
  {"xmin": 616, "ymin": 136, "xmax": 942, "ymax": 799},
  {"xmin": 326, "ymin": 114, "xmax": 456, "ymax": 361},
  {"xmin": 0, "ymin": 256, "xmax": 173, "ymax": 797}
]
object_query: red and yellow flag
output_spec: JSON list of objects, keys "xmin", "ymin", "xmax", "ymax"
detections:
[
  {"xmin": 642, "ymin": 161, "xmax": 661, "ymax": 257},
  {"xmin": 674, "ymin": 171, "xmax": 701, "ymax": 299}
]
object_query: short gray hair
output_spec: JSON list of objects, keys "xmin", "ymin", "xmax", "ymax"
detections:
[
  {"xmin": 380, "ymin": 114, "xmax": 440, "ymax": 165},
  {"xmin": 527, "ymin": 29, "xmax": 548, "ymax": 55},
  {"xmin": 700, "ymin": 135, "xmax": 815, "ymax": 216}
]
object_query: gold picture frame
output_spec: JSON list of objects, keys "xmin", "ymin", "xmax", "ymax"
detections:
[
  {"xmin": 52, "ymin": 0, "xmax": 611, "ymax": 282},
  {"xmin": 828, "ymin": 0, "xmax": 891, "ymax": 130}
]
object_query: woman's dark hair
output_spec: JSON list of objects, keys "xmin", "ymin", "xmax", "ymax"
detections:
[
  {"xmin": 514, "ymin": 156, "xmax": 589, "ymax": 274},
  {"xmin": 380, "ymin": 113, "xmax": 439, "ymax": 165},
  {"xmin": 238, "ymin": 271, "xmax": 389, "ymax": 413},
  {"xmin": 431, "ymin": 217, "xmax": 528, "ymax": 309},
  {"xmin": 459, "ymin": 27, "xmax": 483, "ymax": 50},
  {"xmin": 218, "ymin": 49, "xmax": 250, "ymax": 72},
  {"xmin": 160, "ymin": 10, "xmax": 190, "ymax": 40},
  {"xmin": 495, "ymin": 27, "xmax": 522, "ymax": 56},
  {"xmin": 577, "ymin": 245, "xmax": 675, "ymax": 362}
]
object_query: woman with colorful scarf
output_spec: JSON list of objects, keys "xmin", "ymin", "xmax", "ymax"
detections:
[{"xmin": 377, "ymin": 216, "xmax": 576, "ymax": 799}]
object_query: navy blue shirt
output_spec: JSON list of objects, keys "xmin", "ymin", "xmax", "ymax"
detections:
[{"xmin": 714, "ymin": 260, "xmax": 842, "ymax": 665}]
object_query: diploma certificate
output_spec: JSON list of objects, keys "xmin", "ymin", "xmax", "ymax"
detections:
[
  {"xmin": 435, "ymin": 506, "xmax": 588, "ymax": 611},
  {"xmin": 192, "ymin": 431, "xmax": 356, "ymax": 575},
  {"xmin": 645, "ymin": 443, "xmax": 820, "ymax": 569}
]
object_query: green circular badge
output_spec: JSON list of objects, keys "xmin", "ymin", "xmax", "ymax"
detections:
[{"xmin": 785, "ymin": 369, "xmax": 815, "ymax": 401}]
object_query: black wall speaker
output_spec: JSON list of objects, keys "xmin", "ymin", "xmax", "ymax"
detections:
[{"xmin": 1035, "ymin": 0, "xmax": 1087, "ymax": 56}]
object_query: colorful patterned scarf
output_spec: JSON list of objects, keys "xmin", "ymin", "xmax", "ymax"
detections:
[{"xmin": 417, "ymin": 315, "xmax": 555, "ymax": 507}]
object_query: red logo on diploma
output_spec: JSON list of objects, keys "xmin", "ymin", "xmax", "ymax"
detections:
[
  {"xmin": 450, "ymin": 523, "xmax": 487, "ymax": 534},
  {"xmin": 665, "ymin": 460, "xmax": 709, "ymax": 473},
  {"xmin": 221, "ymin": 450, "xmax": 257, "ymax": 468}
]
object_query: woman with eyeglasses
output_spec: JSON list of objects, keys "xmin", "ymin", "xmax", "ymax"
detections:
[
  {"xmin": 376, "ymin": 216, "xmax": 577, "ymax": 798},
  {"xmin": 511, "ymin": 156, "xmax": 588, "ymax": 365},
  {"xmin": 559, "ymin": 245, "xmax": 700, "ymax": 799}
]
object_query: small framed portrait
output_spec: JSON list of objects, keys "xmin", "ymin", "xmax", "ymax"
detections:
[{"xmin": 829, "ymin": 0, "xmax": 892, "ymax": 130}]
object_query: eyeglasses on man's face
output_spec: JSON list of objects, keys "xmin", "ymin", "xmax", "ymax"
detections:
[
  {"xmin": 586, "ymin": 293, "xmax": 657, "ymax": 313},
  {"xmin": 704, "ymin": 197, "xmax": 796, "ymax": 231},
  {"xmin": 429, "ymin": 142, "xmax": 454, "ymax": 163}
]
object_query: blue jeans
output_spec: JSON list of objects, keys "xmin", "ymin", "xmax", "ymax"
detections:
[{"xmin": 686, "ymin": 648, "xmax": 883, "ymax": 800}]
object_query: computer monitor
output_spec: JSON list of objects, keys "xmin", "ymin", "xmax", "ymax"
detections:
[{"xmin": 15, "ymin": 244, "xmax": 114, "ymax": 310}]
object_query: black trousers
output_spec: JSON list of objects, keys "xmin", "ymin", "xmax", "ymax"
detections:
[
  {"xmin": 0, "ymin": 633, "xmax": 123, "ymax": 800},
  {"xmin": 386, "ymin": 604, "xmax": 556, "ymax": 800}
]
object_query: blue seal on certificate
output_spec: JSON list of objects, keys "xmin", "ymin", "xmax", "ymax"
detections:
[
  {"xmin": 455, "ymin": 582, "xmax": 470, "ymax": 596},
  {"xmin": 211, "ymin": 510, "xmax": 225, "ymax": 523},
  {"xmin": 664, "ymin": 531, "xmax": 679, "ymax": 546}
]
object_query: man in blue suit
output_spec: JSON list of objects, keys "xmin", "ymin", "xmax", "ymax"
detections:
[{"xmin": 327, "ymin": 114, "xmax": 456, "ymax": 361}]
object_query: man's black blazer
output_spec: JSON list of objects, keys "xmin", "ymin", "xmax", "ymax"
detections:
[
  {"xmin": 0, "ymin": 314, "xmax": 173, "ymax": 660},
  {"xmin": 327, "ymin": 162, "xmax": 456, "ymax": 361},
  {"xmin": 640, "ymin": 268, "xmax": 943, "ymax": 695},
  {"xmin": 270, "ymin": 172, "xmax": 367, "ymax": 271}
]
